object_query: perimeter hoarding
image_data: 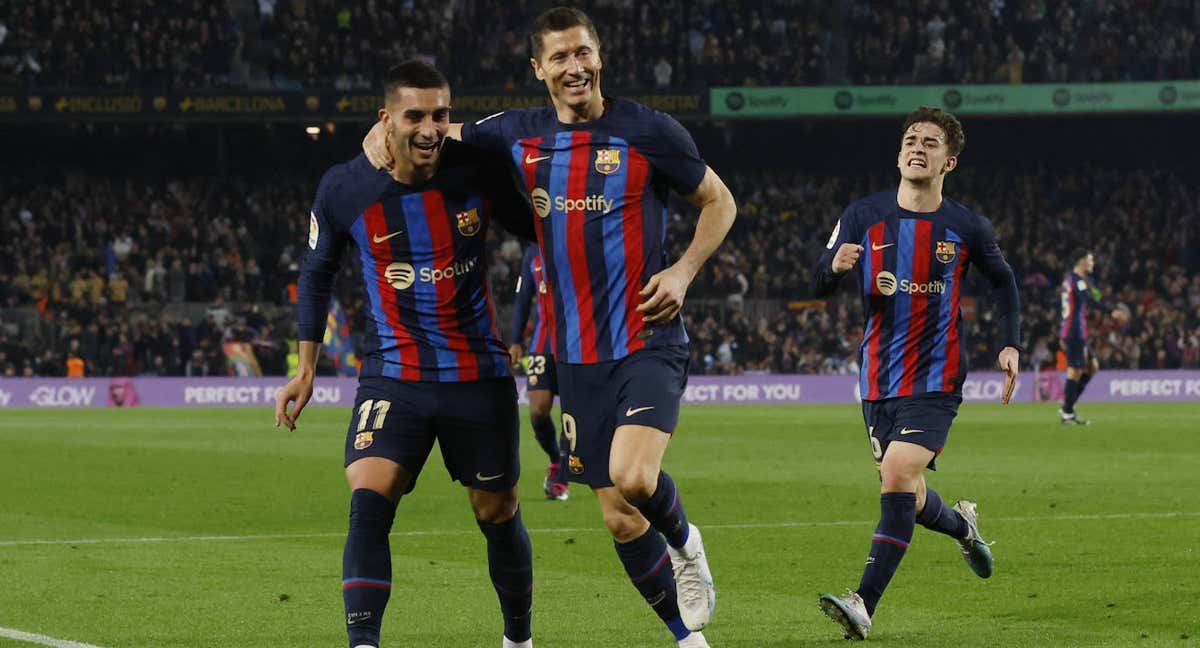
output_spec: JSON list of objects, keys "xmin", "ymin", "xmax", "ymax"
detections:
[{"xmin": 3, "ymin": 371, "xmax": 1199, "ymax": 408}]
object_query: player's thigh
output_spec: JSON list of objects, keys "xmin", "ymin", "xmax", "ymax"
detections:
[
  {"xmin": 610, "ymin": 424, "xmax": 671, "ymax": 496},
  {"xmin": 432, "ymin": 378, "xmax": 521, "ymax": 492},
  {"xmin": 879, "ymin": 441, "xmax": 936, "ymax": 493},
  {"xmin": 344, "ymin": 376, "xmax": 437, "ymax": 497},
  {"xmin": 593, "ymin": 485, "xmax": 651, "ymax": 542},
  {"xmin": 1065, "ymin": 338, "xmax": 1088, "ymax": 370},
  {"xmin": 557, "ymin": 359, "xmax": 619, "ymax": 487}
]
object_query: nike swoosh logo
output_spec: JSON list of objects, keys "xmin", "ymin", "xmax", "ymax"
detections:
[
  {"xmin": 372, "ymin": 231, "xmax": 403, "ymax": 243},
  {"xmin": 525, "ymin": 154, "xmax": 552, "ymax": 164},
  {"xmin": 899, "ymin": 427, "xmax": 922, "ymax": 435},
  {"xmin": 475, "ymin": 472, "xmax": 505, "ymax": 481},
  {"xmin": 872, "ymin": 242, "xmax": 895, "ymax": 251},
  {"xmin": 625, "ymin": 406, "xmax": 655, "ymax": 417}
]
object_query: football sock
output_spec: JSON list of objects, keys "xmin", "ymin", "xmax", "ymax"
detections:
[
  {"xmin": 627, "ymin": 471, "xmax": 690, "ymax": 549},
  {"xmin": 856, "ymin": 492, "xmax": 917, "ymax": 617},
  {"xmin": 615, "ymin": 527, "xmax": 690, "ymax": 641},
  {"xmin": 530, "ymin": 415, "xmax": 559, "ymax": 463},
  {"xmin": 343, "ymin": 488, "xmax": 397, "ymax": 648},
  {"xmin": 1063, "ymin": 378, "xmax": 1080, "ymax": 414},
  {"xmin": 1077, "ymin": 372, "xmax": 1093, "ymax": 397},
  {"xmin": 556, "ymin": 432, "xmax": 571, "ymax": 483},
  {"xmin": 916, "ymin": 488, "xmax": 968, "ymax": 539},
  {"xmin": 477, "ymin": 509, "xmax": 534, "ymax": 642}
]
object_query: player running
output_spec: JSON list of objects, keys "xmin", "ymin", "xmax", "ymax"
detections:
[
  {"xmin": 363, "ymin": 8, "xmax": 736, "ymax": 646},
  {"xmin": 812, "ymin": 107, "xmax": 1021, "ymax": 640},
  {"xmin": 509, "ymin": 243, "xmax": 570, "ymax": 500},
  {"xmin": 1058, "ymin": 249, "xmax": 1124, "ymax": 424},
  {"xmin": 274, "ymin": 61, "xmax": 538, "ymax": 648}
]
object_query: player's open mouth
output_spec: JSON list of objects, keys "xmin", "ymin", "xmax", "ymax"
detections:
[
  {"xmin": 564, "ymin": 77, "xmax": 591, "ymax": 92},
  {"xmin": 413, "ymin": 140, "xmax": 440, "ymax": 153},
  {"xmin": 907, "ymin": 159, "xmax": 926, "ymax": 168}
]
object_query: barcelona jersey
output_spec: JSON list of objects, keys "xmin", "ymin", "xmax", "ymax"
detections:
[
  {"xmin": 462, "ymin": 98, "xmax": 706, "ymax": 364},
  {"xmin": 1059, "ymin": 270, "xmax": 1097, "ymax": 340},
  {"xmin": 814, "ymin": 191, "xmax": 1021, "ymax": 400},
  {"xmin": 298, "ymin": 145, "xmax": 533, "ymax": 381},
  {"xmin": 511, "ymin": 244, "xmax": 556, "ymax": 356}
]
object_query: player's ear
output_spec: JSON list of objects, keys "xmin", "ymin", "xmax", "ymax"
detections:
[
  {"xmin": 378, "ymin": 106, "xmax": 390, "ymax": 127},
  {"xmin": 942, "ymin": 155, "xmax": 958, "ymax": 175},
  {"xmin": 531, "ymin": 57, "xmax": 545, "ymax": 81}
]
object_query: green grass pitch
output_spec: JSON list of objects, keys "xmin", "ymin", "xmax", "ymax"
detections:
[{"xmin": 1, "ymin": 402, "xmax": 1198, "ymax": 647}]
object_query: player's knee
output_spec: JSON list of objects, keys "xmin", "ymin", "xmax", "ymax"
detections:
[
  {"xmin": 879, "ymin": 466, "xmax": 922, "ymax": 493},
  {"xmin": 471, "ymin": 489, "xmax": 519, "ymax": 524},
  {"xmin": 600, "ymin": 505, "xmax": 645, "ymax": 541},
  {"xmin": 529, "ymin": 408, "xmax": 552, "ymax": 426},
  {"xmin": 610, "ymin": 466, "xmax": 658, "ymax": 502}
]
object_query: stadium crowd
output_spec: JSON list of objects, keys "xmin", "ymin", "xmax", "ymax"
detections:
[
  {"xmin": 2, "ymin": 162, "xmax": 1197, "ymax": 378},
  {"xmin": 3, "ymin": 0, "xmax": 1195, "ymax": 90}
]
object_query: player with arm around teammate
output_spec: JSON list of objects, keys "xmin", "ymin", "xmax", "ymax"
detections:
[
  {"xmin": 509, "ymin": 243, "xmax": 571, "ymax": 500},
  {"xmin": 274, "ymin": 60, "xmax": 538, "ymax": 648},
  {"xmin": 811, "ymin": 107, "xmax": 1021, "ymax": 640},
  {"xmin": 364, "ymin": 8, "xmax": 736, "ymax": 646}
]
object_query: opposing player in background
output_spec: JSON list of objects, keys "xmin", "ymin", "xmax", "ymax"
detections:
[
  {"xmin": 1058, "ymin": 249, "xmax": 1124, "ymax": 424},
  {"xmin": 274, "ymin": 61, "xmax": 538, "ymax": 648},
  {"xmin": 509, "ymin": 243, "xmax": 570, "ymax": 500},
  {"xmin": 364, "ymin": 8, "xmax": 736, "ymax": 646},
  {"xmin": 812, "ymin": 107, "xmax": 1021, "ymax": 640}
]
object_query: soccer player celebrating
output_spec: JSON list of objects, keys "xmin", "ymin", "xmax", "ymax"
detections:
[
  {"xmin": 509, "ymin": 243, "xmax": 570, "ymax": 500},
  {"xmin": 274, "ymin": 61, "xmax": 538, "ymax": 648},
  {"xmin": 364, "ymin": 8, "xmax": 736, "ymax": 646},
  {"xmin": 1058, "ymin": 249, "xmax": 1122, "ymax": 424},
  {"xmin": 812, "ymin": 107, "xmax": 1021, "ymax": 640}
]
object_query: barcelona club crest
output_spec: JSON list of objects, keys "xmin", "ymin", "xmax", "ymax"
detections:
[
  {"xmin": 353, "ymin": 432, "xmax": 374, "ymax": 451},
  {"xmin": 456, "ymin": 208, "xmax": 481, "ymax": 237},
  {"xmin": 935, "ymin": 240, "xmax": 957, "ymax": 264},
  {"xmin": 594, "ymin": 148, "xmax": 621, "ymax": 175},
  {"xmin": 568, "ymin": 454, "xmax": 585, "ymax": 475}
]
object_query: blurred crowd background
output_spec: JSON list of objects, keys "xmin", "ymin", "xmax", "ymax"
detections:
[{"xmin": 2, "ymin": 0, "xmax": 1197, "ymax": 378}]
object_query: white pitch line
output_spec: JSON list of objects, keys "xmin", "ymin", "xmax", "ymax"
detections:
[
  {"xmin": 0, "ymin": 627, "xmax": 106, "ymax": 648},
  {"xmin": 0, "ymin": 511, "xmax": 1196, "ymax": 549}
]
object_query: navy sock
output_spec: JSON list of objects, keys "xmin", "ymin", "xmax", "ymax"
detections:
[
  {"xmin": 556, "ymin": 431, "xmax": 570, "ymax": 484},
  {"xmin": 1063, "ymin": 378, "xmax": 1080, "ymax": 413},
  {"xmin": 530, "ymin": 415, "xmax": 559, "ymax": 463},
  {"xmin": 614, "ymin": 528, "xmax": 690, "ymax": 641},
  {"xmin": 856, "ymin": 492, "xmax": 917, "ymax": 617},
  {"xmin": 477, "ymin": 509, "xmax": 534, "ymax": 642},
  {"xmin": 916, "ymin": 488, "xmax": 967, "ymax": 539},
  {"xmin": 627, "ymin": 472, "xmax": 690, "ymax": 549},
  {"xmin": 343, "ymin": 489, "xmax": 397, "ymax": 648},
  {"xmin": 1077, "ymin": 372, "xmax": 1093, "ymax": 397}
]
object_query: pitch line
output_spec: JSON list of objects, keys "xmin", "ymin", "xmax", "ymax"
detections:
[
  {"xmin": 0, "ymin": 511, "xmax": 1195, "ymax": 549},
  {"xmin": 0, "ymin": 627, "xmax": 107, "ymax": 648}
]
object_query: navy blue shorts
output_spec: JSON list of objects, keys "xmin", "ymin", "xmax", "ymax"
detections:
[
  {"xmin": 1063, "ymin": 338, "xmax": 1094, "ymax": 369},
  {"xmin": 556, "ymin": 345, "xmax": 690, "ymax": 487},
  {"xmin": 344, "ymin": 376, "xmax": 520, "ymax": 494},
  {"xmin": 861, "ymin": 392, "xmax": 962, "ymax": 471},
  {"xmin": 524, "ymin": 353, "xmax": 558, "ymax": 394}
]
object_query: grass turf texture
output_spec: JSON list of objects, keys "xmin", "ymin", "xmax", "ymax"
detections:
[{"xmin": 0, "ymin": 403, "xmax": 1197, "ymax": 647}]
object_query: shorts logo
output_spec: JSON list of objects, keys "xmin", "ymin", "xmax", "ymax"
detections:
[
  {"xmin": 456, "ymin": 208, "xmax": 481, "ymax": 237},
  {"xmin": 594, "ymin": 148, "xmax": 621, "ymax": 174},
  {"xmin": 475, "ymin": 472, "xmax": 505, "ymax": 481},
  {"xmin": 529, "ymin": 374, "xmax": 539, "ymax": 386},
  {"xmin": 935, "ymin": 240, "xmax": 957, "ymax": 264},
  {"xmin": 384, "ymin": 262, "xmax": 416, "ymax": 290},
  {"xmin": 899, "ymin": 427, "xmax": 923, "ymax": 435},
  {"xmin": 875, "ymin": 270, "xmax": 898, "ymax": 296},
  {"xmin": 568, "ymin": 454, "xmax": 584, "ymax": 475},
  {"xmin": 531, "ymin": 188, "xmax": 551, "ymax": 218},
  {"xmin": 353, "ymin": 432, "xmax": 374, "ymax": 450}
]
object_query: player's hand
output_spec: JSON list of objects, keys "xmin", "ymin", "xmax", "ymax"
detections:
[
  {"xmin": 638, "ymin": 264, "xmax": 690, "ymax": 324},
  {"xmin": 274, "ymin": 373, "xmax": 314, "ymax": 431},
  {"xmin": 832, "ymin": 243, "xmax": 864, "ymax": 274},
  {"xmin": 508, "ymin": 343, "xmax": 524, "ymax": 368},
  {"xmin": 363, "ymin": 121, "xmax": 393, "ymax": 171},
  {"xmin": 997, "ymin": 346, "xmax": 1019, "ymax": 404}
]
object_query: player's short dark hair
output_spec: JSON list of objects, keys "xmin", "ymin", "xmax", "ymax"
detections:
[
  {"xmin": 902, "ymin": 107, "xmax": 965, "ymax": 156},
  {"xmin": 1070, "ymin": 248, "xmax": 1094, "ymax": 264},
  {"xmin": 383, "ymin": 59, "xmax": 448, "ymax": 100},
  {"xmin": 529, "ymin": 7, "xmax": 601, "ymax": 61}
]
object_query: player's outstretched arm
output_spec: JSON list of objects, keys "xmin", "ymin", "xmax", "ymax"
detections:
[
  {"xmin": 638, "ymin": 166, "xmax": 737, "ymax": 323},
  {"xmin": 363, "ymin": 121, "xmax": 463, "ymax": 171},
  {"xmin": 274, "ymin": 341, "xmax": 319, "ymax": 430}
]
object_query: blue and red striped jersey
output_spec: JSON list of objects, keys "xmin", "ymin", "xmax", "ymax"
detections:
[
  {"xmin": 297, "ymin": 145, "xmax": 534, "ymax": 382},
  {"xmin": 814, "ymin": 191, "xmax": 1021, "ymax": 400},
  {"xmin": 511, "ymin": 244, "xmax": 555, "ymax": 356},
  {"xmin": 1059, "ymin": 271, "xmax": 1097, "ymax": 340},
  {"xmin": 462, "ymin": 98, "xmax": 706, "ymax": 364}
]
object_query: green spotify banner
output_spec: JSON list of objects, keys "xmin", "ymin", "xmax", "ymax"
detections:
[{"xmin": 711, "ymin": 82, "xmax": 1200, "ymax": 117}]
